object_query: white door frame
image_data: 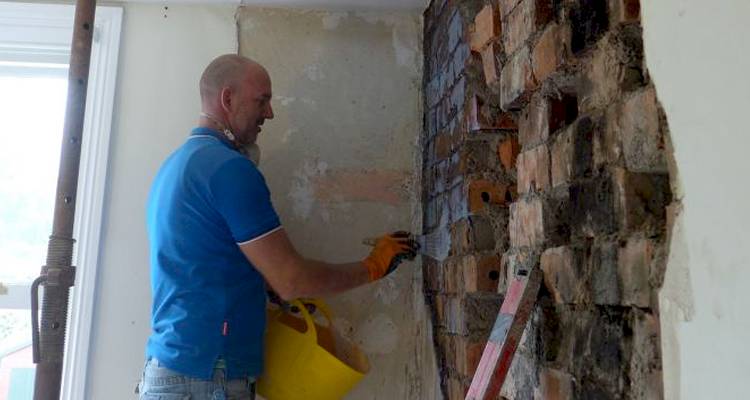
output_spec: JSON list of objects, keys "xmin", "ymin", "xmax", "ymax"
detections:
[{"xmin": 0, "ymin": 3, "xmax": 122, "ymax": 399}]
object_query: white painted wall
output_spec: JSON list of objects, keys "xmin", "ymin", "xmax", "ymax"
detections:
[
  {"xmin": 85, "ymin": 4, "xmax": 237, "ymax": 398},
  {"xmin": 641, "ymin": 1, "xmax": 750, "ymax": 399}
]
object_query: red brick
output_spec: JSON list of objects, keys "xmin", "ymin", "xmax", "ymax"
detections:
[
  {"xmin": 468, "ymin": 94, "xmax": 518, "ymax": 132},
  {"xmin": 423, "ymin": 257, "xmax": 441, "ymax": 291},
  {"xmin": 459, "ymin": 140, "xmax": 501, "ymax": 175},
  {"xmin": 434, "ymin": 295, "xmax": 447, "ymax": 328},
  {"xmin": 441, "ymin": 334, "xmax": 480, "ymax": 380},
  {"xmin": 448, "ymin": 181, "xmax": 468, "ymax": 221},
  {"xmin": 519, "ymin": 96, "xmax": 547, "ymax": 147},
  {"xmin": 610, "ymin": 0, "xmax": 640, "ymax": 24},
  {"xmin": 438, "ymin": 296, "xmax": 468, "ymax": 335},
  {"xmin": 502, "ymin": 0, "xmax": 554, "ymax": 56},
  {"xmin": 450, "ymin": 219, "xmax": 471, "ymax": 256},
  {"xmin": 495, "ymin": 112, "xmax": 518, "ymax": 130},
  {"xmin": 438, "ymin": 333, "xmax": 455, "ymax": 364},
  {"xmin": 468, "ymin": 179, "xmax": 512, "ymax": 213},
  {"xmin": 519, "ymin": 94, "xmax": 578, "ymax": 148},
  {"xmin": 473, "ymin": 216, "xmax": 497, "ymax": 251},
  {"xmin": 481, "ymin": 41, "xmax": 502, "ymax": 85},
  {"xmin": 467, "ymin": 94, "xmax": 489, "ymax": 132},
  {"xmin": 471, "ymin": 3, "xmax": 501, "ymax": 52},
  {"xmin": 455, "ymin": 335, "xmax": 485, "ymax": 377},
  {"xmin": 540, "ymin": 368, "xmax": 574, "ymax": 400},
  {"xmin": 550, "ymin": 115, "xmax": 594, "ymax": 188},
  {"xmin": 440, "ymin": 334, "xmax": 463, "ymax": 375},
  {"xmin": 442, "ymin": 257, "xmax": 463, "ymax": 294},
  {"xmin": 463, "ymin": 253, "xmax": 503, "ymax": 293},
  {"xmin": 551, "ymin": 125, "xmax": 574, "ymax": 187},
  {"xmin": 579, "ymin": 33, "xmax": 641, "ymax": 113},
  {"xmin": 517, "ymin": 144, "xmax": 551, "ymax": 193},
  {"xmin": 540, "ymin": 246, "xmax": 586, "ymax": 304},
  {"xmin": 618, "ymin": 238, "xmax": 653, "ymax": 307},
  {"xmin": 446, "ymin": 377, "xmax": 469, "ymax": 400},
  {"xmin": 616, "ymin": 87, "xmax": 667, "ymax": 173},
  {"xmin": 630, "ymin": 310, "xmax": 663, "ymax": 399},
  {"xmin": 450, "ymin": 217, "xmax": 496, "ymax": 255},
  {"xmin": 497, "ymin": 136, "xmax": 521, "ymax": 171},
  {"xmin": 532, "ymin": 23, "xmax": 570, "ymax": 83},
  {"xmin": 500, "ymin": 46, "xmax": 536, "ymax": 109},
  {"xmin": 434, "ymin": 133, "xmax": 453, "ymax": 161},
  {"xmin": 509, "ymin": 198, "xmax": 544, "ymax": 247},
  {"xmin": 499, "ymin": 0, "xmax": 523, "ymax": 17},
  {"xmin": 611, "ymin": 168, "xmax": 670, "ymax": 234}
]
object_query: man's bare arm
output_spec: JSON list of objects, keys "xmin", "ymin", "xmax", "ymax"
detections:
[{"xmin": 239, "ymin": 228, "xmax": 369, "ymax": 300}]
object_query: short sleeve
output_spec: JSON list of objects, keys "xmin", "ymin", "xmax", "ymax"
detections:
[{"xmin": 209, "ymin": 157, "xmax": 281, "ymax": 243}]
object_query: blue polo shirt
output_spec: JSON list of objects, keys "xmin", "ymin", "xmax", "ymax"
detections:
[{"xmin": 145, "ymin": 127, "xmax": 281, "ymax": 379}]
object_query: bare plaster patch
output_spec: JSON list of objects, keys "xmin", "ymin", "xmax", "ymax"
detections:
[
  {"xmin": 354, "ymin": 313, "xmax": 399, "ymax": 355},
  {"xmin": 312, "ymin": 169, "xmax": 408, "ymax": 205},
  {"xmin": 290, "ymin": 159, "xmax": 328, "ymax": 219},
  {"xmin": 374, "ymin": 276, "xmax": 399, "ymax": 305}
]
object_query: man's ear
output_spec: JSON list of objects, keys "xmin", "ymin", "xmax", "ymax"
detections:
[{"xmin": 219, "ymin": 87, "xmax": 232, "ymax": 112}]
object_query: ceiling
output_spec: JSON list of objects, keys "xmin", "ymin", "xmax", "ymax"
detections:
[{"xmin": 140, "ymin": 0, "xmax": 428, "ymax": 11}]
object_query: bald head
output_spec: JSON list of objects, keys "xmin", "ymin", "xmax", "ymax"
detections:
[
  {"xmin": 199, "ymin": 54, "xmax": 266, "ymax": 102},
  {"xmin": 198, "ymin": 54, "xmax": 274, "ymax": 146}
]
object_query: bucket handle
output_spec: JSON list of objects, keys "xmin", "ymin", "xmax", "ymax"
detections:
[{"xmin": 286, "ymin": 298, "xmax": 334, "ymax": 344}]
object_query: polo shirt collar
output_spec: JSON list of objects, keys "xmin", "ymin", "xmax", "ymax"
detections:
[{"xmin": 190, "ymin": 127, "xmax": 236, "ymax": 150}]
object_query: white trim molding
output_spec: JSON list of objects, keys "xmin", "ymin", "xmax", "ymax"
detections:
[
  {"xmin": 0, "ymin": 2, "xmax": 122, "ymax": 400},
  {"xmin": 65, "ymin": 6, "xmax": 123, "ymax": 400}
]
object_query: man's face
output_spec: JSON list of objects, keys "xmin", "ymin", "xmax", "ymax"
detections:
[{"xmin": 227, "ymin": 67, "xmax": 274, "ymax": 145}]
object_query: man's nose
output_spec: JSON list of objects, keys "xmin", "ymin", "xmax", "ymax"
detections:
[{"xmin": 265, "ymin": 104, "xmax": 274, "ymax": 120}]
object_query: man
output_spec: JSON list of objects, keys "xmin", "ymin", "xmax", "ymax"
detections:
[{"xmin": 136, "ymin": 54, "xmax": 417, "ymax": 400}]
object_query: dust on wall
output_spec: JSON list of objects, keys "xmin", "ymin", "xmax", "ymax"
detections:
[{"xmin": 236, "ymin": 7, "xmax": 440, "ymax": 399}]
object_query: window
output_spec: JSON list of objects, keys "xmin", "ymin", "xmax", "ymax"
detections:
[{"xmin": 0, "ymin": 3, "xmax": 121, "ymax": 399}]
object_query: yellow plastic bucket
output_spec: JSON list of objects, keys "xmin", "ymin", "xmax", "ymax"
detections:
[{"xmin": 257, "ymin": 299, "xmax": 370, "ymax": 400}]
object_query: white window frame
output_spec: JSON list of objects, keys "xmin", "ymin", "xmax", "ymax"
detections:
[{"xmin": 0, "ymin": 3, "xmax": 122, "ymax": 400}]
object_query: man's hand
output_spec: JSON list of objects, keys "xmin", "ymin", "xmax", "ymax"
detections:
[{"xmin": 362, "ymin": 231, "xmax": 419, "ymax": 282}]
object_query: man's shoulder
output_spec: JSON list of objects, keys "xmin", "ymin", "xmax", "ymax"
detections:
[{"xmin": 181, "ymin": 138, "xmax": 252, "ymax": 175}]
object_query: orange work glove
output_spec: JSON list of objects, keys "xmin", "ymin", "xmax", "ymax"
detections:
[{"xmin": 362, "ymin": 231, "xmax": 419, "ymax": 282}]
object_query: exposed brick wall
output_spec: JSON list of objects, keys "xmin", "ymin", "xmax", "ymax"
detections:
[{"xmin": 421, "ymin": 1, "xmax": 671, "ymax": 399}]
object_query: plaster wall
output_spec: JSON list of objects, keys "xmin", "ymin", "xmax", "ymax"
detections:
[
  {"xmin": 85, "ymin": 4, "xmax": 237, "ymax": 398},
  {"xmin": 236, "ymin": 7, "xmax": 439, "ymax": 399},
  {"xmin": 641, "ymin": 2, "xmax": 750, "ymax": 399}
]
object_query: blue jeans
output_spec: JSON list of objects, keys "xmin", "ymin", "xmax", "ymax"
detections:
[{"xmin": 136, "ymin": 358, "xmax": 256, "ymax": 400}]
